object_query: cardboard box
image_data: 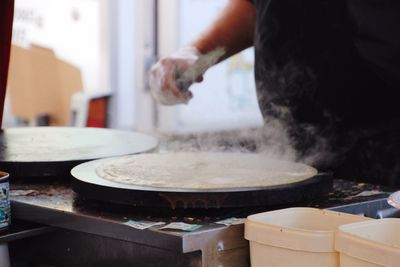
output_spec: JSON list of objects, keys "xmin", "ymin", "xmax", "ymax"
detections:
[{"xmin": 7, "ymin": 44, "xmax": 82, "ymax": 125}]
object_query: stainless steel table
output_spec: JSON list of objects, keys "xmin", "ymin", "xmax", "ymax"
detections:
[
  {"xmin": 8, "ymin": 179, "xmax": 392, "ymax": 267},
  {"xmin": 9, "ymin": 184, "xmax": 249, "ymax": 267}
]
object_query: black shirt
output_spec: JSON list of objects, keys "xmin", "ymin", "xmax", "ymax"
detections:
[{"xmin": 251, "ymin": 0, "xmax": 400, "ymax": 127}]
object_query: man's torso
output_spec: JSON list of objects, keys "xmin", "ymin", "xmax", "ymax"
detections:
[{"xmin": 252, "ymin": 0, "xmax": 400, "ymax": 127}]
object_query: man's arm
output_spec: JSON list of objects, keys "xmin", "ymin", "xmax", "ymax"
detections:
[
  {"xmin": 192, "ymin": 0, "xmax": 256, "ymax": 61},
  {"xmin": 149, "ymin": 0, "xmax": 256, "ymax": 105}
]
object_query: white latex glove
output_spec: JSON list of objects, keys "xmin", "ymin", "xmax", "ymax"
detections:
[
  {"xmin": 149, "ymin": 46, "xmax": 201, "ymax": 105},
  {"xmin": 149, "ymin": 46, "xmax": 225, "ymax": 105}
]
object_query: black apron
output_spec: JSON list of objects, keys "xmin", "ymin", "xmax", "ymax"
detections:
[{"xmin": 251, "ymin": 0, "xmax": 400, "ymax": 186}]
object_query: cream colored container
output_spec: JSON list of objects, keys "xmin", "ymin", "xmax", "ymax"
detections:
[
  {"xmin": 335, "ymin": 218, "xmax": 400, "ymax": 267},
  {"xmin": 244, "ymin": 207, "xmax": 370, "ymax": 267}
]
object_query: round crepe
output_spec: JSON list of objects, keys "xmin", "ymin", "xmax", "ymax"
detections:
[{"xmin": 95, "ymin": 152, "xmax": 317, "ymax": 190}]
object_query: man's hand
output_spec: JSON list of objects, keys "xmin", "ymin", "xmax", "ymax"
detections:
[{"xmin": 149, "ymin": 47, "xmax": 202, "ymax": 105}]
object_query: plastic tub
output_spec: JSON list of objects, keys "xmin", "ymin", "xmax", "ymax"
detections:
[
  {"xmin": 244, "ymin": 207, "xmax": 370, "ymax": 267},
  {"xmin": 335, "ymin": 218, "xmax": 400, "ymax": 267}
]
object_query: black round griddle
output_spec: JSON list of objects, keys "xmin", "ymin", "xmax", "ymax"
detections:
[
  {"xmin": 71, "ymin": 156, "xmax": 333, "ymax": 209},
  {"xmin": 0, "ymin": 127, "xmax": 158, "ymax": 178}
]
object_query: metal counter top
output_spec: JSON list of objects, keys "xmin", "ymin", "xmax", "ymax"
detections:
[
  {"xmin": 9, "ymin": 183, "xmax": 249, "ymax": 267},
  {"xmin": 8, "ymin": 179, "xmax": 392, "ymax": 267}
]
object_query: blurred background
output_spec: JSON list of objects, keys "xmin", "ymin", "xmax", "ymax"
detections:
[{"xmin": 3, "ymin": 0, "xmax": 263, "ymax": 134}]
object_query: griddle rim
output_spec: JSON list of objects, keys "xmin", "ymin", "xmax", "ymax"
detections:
[{"xmin": 70, "ymin": 157, "xmax": 322, "ymax": 193}]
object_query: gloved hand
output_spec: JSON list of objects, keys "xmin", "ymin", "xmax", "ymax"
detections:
[{"xmin": 149, "ymin": 46, "xmax": 202, "ymax": 105}]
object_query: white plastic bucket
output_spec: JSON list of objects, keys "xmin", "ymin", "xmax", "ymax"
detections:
[
  {"xmin": 335, "ymin": 218, "xmax": 400, "ymax": 267},
  {"xmin": 245, "ymin": 207, "xmax": 370, "ymax": 267}
]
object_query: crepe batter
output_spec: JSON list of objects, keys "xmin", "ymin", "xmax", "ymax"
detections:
[{"xmin": 95, "ymin": 152, "xmax": 317, "ymax": 189}]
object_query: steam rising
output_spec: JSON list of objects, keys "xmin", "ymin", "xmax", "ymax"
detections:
[
  {"xmin": 157, "ymin": 116, "xmax": 335, "ymax": 169},
  {"xmin": 155, "ymin": 48, "xmax": 336, "ymax": 169}
]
